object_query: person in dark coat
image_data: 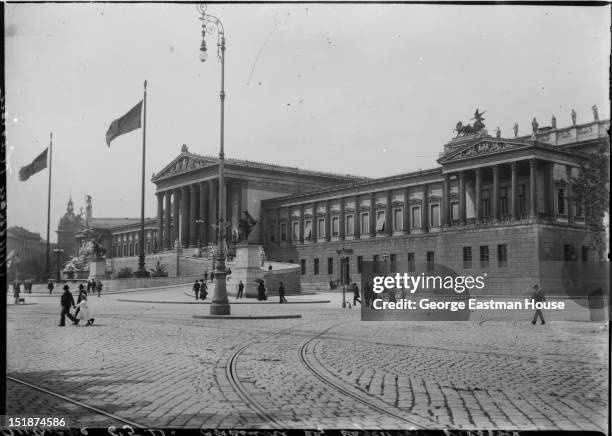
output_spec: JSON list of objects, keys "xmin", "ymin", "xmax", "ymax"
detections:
[
  {"xmin": 86, "ymin": 279, "xmax": 93, "ymax": 294},
  {"xmin": 96, "ymin": 279, "xmax": 103, "ymax": 297},
  {"xmin": 531, "ymin": 284, "xmax": 546, "ymax": 325},
  {"xmin": 47, "ymin": 281, "xmax": 54, "ymax": 295},
  {"xmin": 237, "ymin": 281, "xmax": 244, "ymax": 299},
  {"xmin": 257, "ymin": 282, "xmax": 267, "ymax": 301},
  {"xmin": 59, "ymin": 285, "xmax": 77, "ymax": 326},
  {"xmin": 278, "ymin": 282, "xmax": 288, "ymax": 303},
  {"xmin": 199, "ymin": 279, "xmax": 208, "ymax": 300},
  {"xmin": 193, "ymin": 280, "xmax": 201, "ymax": 300},
  {"xmin": 352, "ymin": 282, "xmax": 361, "ymax": 305}
]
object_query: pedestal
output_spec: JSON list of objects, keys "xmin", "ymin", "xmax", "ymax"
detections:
[
  {"xmin": 230, "ymin": 244, "xmax": 265, "ymax": 298},
  {"xmin": 88, "ymin": 260, "xmax": 107, "ymax": 279}
]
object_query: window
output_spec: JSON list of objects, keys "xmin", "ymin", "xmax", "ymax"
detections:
[
  {"xmin": 497, "ymin": 244, "xmax": 507, "ymax": 267},
  {"xmin": 564, "ymin": 244, "xmax": 576, "ymax": 261},
  {"xmin": 314, "ymin": 258, "xmax": 319, "ymax": 275},
  {"xmin": 304, "ymin": 220, "xmax": 312, "ymax": 239},
  {"xmin": 360, "ymin": 213, "xmax": 369, "ymax": 235},
  {"xmin": 346, "ymin": 215, "xmax": 354, "ymax": 235},
  {"xmin": 557, "ymin": 187, "xmax": 567, "ymax": 216},
  {"xmin": 411, "ymin": 206, "xmax": 421, "ymax": 229},
  {"xmin": 430, "ymin": 204, "xmax": 440, "ymax": 227},
  {"xmin": 292, "ymin": 222, "xmax": 299, "ymax": 240},
  {"xmin": 269, "ymin": 224, "xmax": 276, "ymax": 242},
  {"xmin": 482, "ymin": 190, "xmax": 491, "ymax": 217},
  {"xmin": 499, "ymin": 187, "xmax": 508, "ymax": 217},
  {"xmin": 518, "ymin": 185, "xmax": 526, "ymax": 215},
  {"xmin": 390, "ymin": 254, "xmax": 397, "ymax": 273},
  {"xmin": 393, "ymin": 209, "xmax": 403, "ymax": 231},
  {"xmin": 426, "ymin": 251, "xmax": 435, "ymax": 271},
  {"xmin": 300, "ymin": 259, "xmax": 306, "ymax": 275},
  {"xmin": 327, "ymin": 258, "xmax": 334, "ymax": 274},
  {"xmin": 574, "ymin": 194, "xmax": 584, "ymax": 217},
  {"xmin": 480, "ymin": 245, "xmax": 489, "ymax": 268},
  {"xmin": 451, "ymin": 202, "xmax": 459, "ymax": 221},
  {"xmin": 582, "ymin": 246, "xmax": 589, "ymax": 262},
  {"xmin": 318, "ymin": 218, "xmax": 325, "ymax": 238},
  {"xmin": 357, "ymin": 255, "xmax": 363, "ymax": 273},
  {"xmin": 376, "ymin": 211, "xmax": 386, "ymax": 232},
  {"xmin": 373, "ymin": 254, "xmax": 380, "ymax": 273},
  {"xmin": 407, "ymin": 253, "xmax": 415, "ymax": 272},
  {"xmin": 463, "ymin": 247, "xmax": 472, "ymax": 269},
  {"xmin": 280, "ymin": 223, "xmax": 287, "ymax": 242},
  {"xmin": 123, "ymin": 244, "xmax": 127, "ymax": 257},
  {"xmin": 332, "ymin": 217, "xmax": 339, "ymax": 236}
]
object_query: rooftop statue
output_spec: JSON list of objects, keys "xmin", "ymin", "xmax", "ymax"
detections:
[
  {"xmin": 237, "ymin": 211, "xmax": 258, "ymax": 242},
  {"xmin": 454, "ymin": 108, "xmax": 487, "ymax": 137}
]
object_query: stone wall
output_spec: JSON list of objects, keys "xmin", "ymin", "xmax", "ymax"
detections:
[{"xmin": 108, "ymin": 252, "xmax": 213, "ymax": 278}]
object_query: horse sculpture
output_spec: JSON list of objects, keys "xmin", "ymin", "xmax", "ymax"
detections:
[
  {"xmin": 79, "ymin": 237, "xmax": 106, "ymax": 260},
  {"xmin": 455, "ymin": 108, "xmax": 487, "ymax": 137}
]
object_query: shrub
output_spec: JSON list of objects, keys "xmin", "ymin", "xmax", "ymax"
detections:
[
  {"xmin": 117, "ymin": 267, "xmax": 133, "ymax": 278},
  {"xmin": 149, "ymin": 261, "xmax": 169, "ymax": 278}
]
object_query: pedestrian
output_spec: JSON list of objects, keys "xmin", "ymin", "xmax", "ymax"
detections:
[
  {"xmin": 96, "ymin": 279, "xmax": 103, "ymax": 297},
  {"xmin": 199, "ymin": 279, "xmax": 207, "ymax": 300},
  {"xmin": 47, "ymin": 281, "xmax": 54, "ymax": 295},
  {"xmin": 58, "ymin": 285, "xmax": 77, "ymax": 326},
  {"xmin": 278, "ymin": 282, "xmax": 288, "ymax": 303},
  {"xmin": 75, "ymin": 292, "xmax": 95, "ymax": 326},
  {"xmin": 193, "ymin": 280, "xmax": 201, "ymax": 300},
  {"xmin": 74, "ymin": 288, "xmax": 86, "ymax": 321},
  {"xmin": 13, "ymin": 280, "xmax": 21, "ymax": 305},
  {"xmin": 237, "ymin": 281, "xmax": 244, "ymax": 299},
  {"xmin": 257, "ymin": 281, "xmax": 267, "ymax": 301},
  {"xmin": 531, "ymin": 284, "xmax": 546, "ymax": 325},
  {"xmin": 352, "ymin": 282, "xmax": 361, "ymax": 306},
  {"xmin": 86, "ymin": 279, "xmax": 93, "ymax": 294}
]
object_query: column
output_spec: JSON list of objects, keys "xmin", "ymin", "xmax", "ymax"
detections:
[
  {"xmin": 339, "ymin": 197, "xmax": 345, "ymax": 240},
  {"xmin": 181, "ymin": 185, "xmax": 190, "ymax": 247},
  {"xmin": 442, "ymin": 175, "xmax": 450, "ymax": 227},
  {"xmin": 510, "ymin": 162, "xmax": 518, "ymax": 220},
  {"xmin": 209, "ymin": 180, "xmax": 218, "ymax": 243},
  {"xmin": 199, "ymin": 181, "xmax": 209, "ymax": 245},
  {"xmin": 325, "ymin": 200, "xmax": 331, "ymax": 241},
  {"xmin": 386, "ymin": 190, "xmax": 393, "ymax": 236},
  {"xmin": 403, "ymin": 187, "xmax": 410, "ymax": 234},
  {"xmin": 190, "ymin": 184, "xmax": 199, "ymax": 247},
  {"xmin": 529, "ymin": 159, "xmax": 537, "ymax": 219},
  {"xmin": 459, "ymin": 171, "xmax": 466, "ymax": 225},
  {"xmin": 299, "ymin": 204, "xmax": 305, "ymax": 243},
  {"xmin": 288, "ymin": 207, "xmax": 293, "ymax": 243},
  {"xmin": 548, "ymin": 162, "xmax": 556, "ymax": 220},
  {"xmin": 354, "ymin": 195, "xmax": 361, "ymax": 238},
  {"xmin": 475, "ymin": 168, "xmax": 482, "ymax": 224},
  {"xmin": 311, "ymin": 203, "xmax": 318, "ymax": 240},
  {"xmin": 164, "ymin": 191, "xmax": 172, "ymax": 249},
  {"xmin": 566, "ymin": 165, "xmax": 574, "ymax": 223},
  {"xmin": 369, "ymin": 192, "xmax": 376, "ymax": 236},
  {"xmin": 277, "ymin": 207, "xmax": 282, "ymax": 245},
  {"xmin": 422, "ymin": 184, "xmax": 429, "ymax": 232},
  {"xmin": 172, "ymin": 188, "xmax": 180, "ymax": 246},
  {"xmin": 492, "ymin": 165, "xmax": 499, "ymax": 223},
  {"xmin": 156, "ymin": 192, "xmax": 164, "ymax": 251}
]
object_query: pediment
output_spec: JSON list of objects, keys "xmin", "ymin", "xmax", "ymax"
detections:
[
  {"xmin": 439, "ymin": 139, "xmax": 531, "ymax": 164},
  {"xmin": 152, "ymin": 152, "xmax": 218, "ymax": 182}
]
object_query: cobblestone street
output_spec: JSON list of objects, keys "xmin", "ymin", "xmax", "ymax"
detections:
[{"xmin": 5, "ymin": 285, "xmax": 609, "ymax": 431}]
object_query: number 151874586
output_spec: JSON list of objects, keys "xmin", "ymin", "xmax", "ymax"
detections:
[{"xmin": 3, "ymin": 416, "xmax": 68, "ymax": 428}]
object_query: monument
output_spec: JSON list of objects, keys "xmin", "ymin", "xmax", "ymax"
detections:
[{"xmin": 229, "ymin": 211, "xmax": 263, "ymax": 298}]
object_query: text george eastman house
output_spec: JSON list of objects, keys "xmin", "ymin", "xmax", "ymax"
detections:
[{"xmin": 60, "ymin": 109, "xmax": 609, "ymax": 295}]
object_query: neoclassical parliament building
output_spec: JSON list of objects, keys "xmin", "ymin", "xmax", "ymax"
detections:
[{"xmin": 60, "ymin": 111, "xmax": 609, "ymax": 294}]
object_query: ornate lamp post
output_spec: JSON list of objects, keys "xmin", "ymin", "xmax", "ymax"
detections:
[
  {"xmin": 198, "ymin": 4, "xmax": 230, "ymax": 315},
  {"xmin": 53, "ymin": 246, "xmax": 64, "ymax": 283}
]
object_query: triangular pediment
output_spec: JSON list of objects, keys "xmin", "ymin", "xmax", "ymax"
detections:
[
  {"xmin": 152, "ymin": 152, "xmax": 218, "ymax": 182},
  {"xmin": 438, "ymin": 138, "xmax": 533, "ymax": 164}
]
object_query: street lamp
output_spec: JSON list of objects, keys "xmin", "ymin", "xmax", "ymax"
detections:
[
  {"xmin": 52, "ymin": 246, "xmax": 64, "ymax": 283},
  {"xmin": 198, "ymin": 4, "xmax": 230, "ymax": 315}
]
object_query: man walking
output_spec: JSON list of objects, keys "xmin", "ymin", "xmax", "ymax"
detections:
[
  {"xmin": 237, "ymin": 281, "xmax": 244, "ymax": 299},
  {"xmin": 531, "ymin": 284, "xmax": 546, "ymax": 325},
  {"xmin": 96, "ymin": 279, "xmax": 103, "ymax": 297},
  {"xmin": 59, "ymin": 285, "xmax": 77, "ymax": 326},
  {"xmin": 193, "ymin": 280, "xmax": 201, "ymax": 300},
  {"xmin": 352, "ymin": 282, "xmax": 361, "ymax": 306},
  {"xmin": 86, "ymin": 279, "xmax": 93, "ymax": 294},
  {"xmin": 278, "ymin": 282, "xmax": 287, "ymax": 303},
  {"xmin": 47, "ymin": 281, "xmax": 54, "ymax": 295}
]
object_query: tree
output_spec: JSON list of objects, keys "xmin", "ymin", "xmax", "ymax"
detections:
[
  {"xmin": 149, "ymin": 260, "xmax": 169, "ymax": 278},
  {"xmin": 571, "ymin": 140, "xmax": 610, "ymax": 260}
]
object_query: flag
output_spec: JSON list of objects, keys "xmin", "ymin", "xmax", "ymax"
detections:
[
  {"xmin": 19, "ymin": 148, "xmax": 48, "ymax": 181},
  {"xmin": 105, "ymin": 100, "xmax": 143, "ymax": 146}
]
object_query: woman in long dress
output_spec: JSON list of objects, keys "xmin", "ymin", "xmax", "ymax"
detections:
[{"xmin": 76, "ymin": 292, "xmax": 95, "ymax": 326}]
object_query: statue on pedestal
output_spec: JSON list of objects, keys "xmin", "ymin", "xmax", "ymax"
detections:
[
  {"xmin": 237, "ymin": 211, "xmax": 257, "ymax": 242},
  {"xmin": 592, "ymin": 105, "xmax": 599, "ymax": 121},
  {"xmin": 571, "ymin": 109, "xmax": 577, "ymax": 126},
  {"xmin": 513, "ymin": 122, "xmax": 519, "ymax": 137},
  {"xmin": 551, "ymin": 114, "xmax": 557, "ymax": 128}
]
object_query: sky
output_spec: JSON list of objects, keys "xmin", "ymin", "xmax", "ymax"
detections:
[{"xmin": 5, "ymin": 2, "xmax": 611, "ymax": 241}]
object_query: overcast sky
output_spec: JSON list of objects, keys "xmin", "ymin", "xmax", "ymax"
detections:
[{"xmin": 5, "ymin": 3, "xmax": 610, "ymax": 240}]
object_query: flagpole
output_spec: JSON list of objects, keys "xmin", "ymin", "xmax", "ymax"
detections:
[
  {"xmin": 45, "ymin": 132, "xmax": 52, "ymax": 280},
  {"xmin": 137, "ymin": 81, "xmax": 147, "ymax": 276}
]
